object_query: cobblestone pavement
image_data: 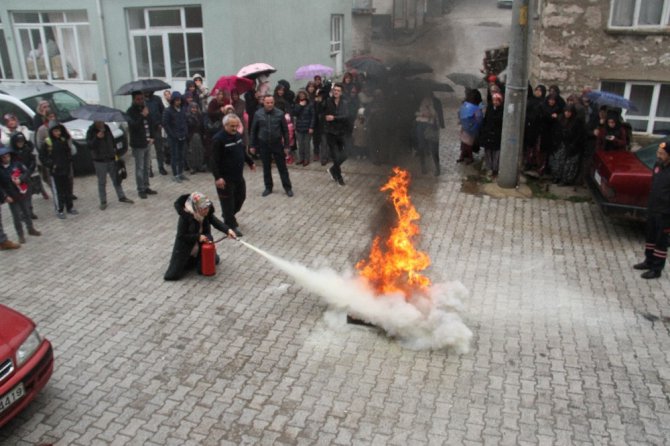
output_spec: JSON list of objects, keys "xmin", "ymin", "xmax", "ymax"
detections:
[{"xmin": 2, "ymin": 118, "xmax": 669, "ymax": 445}]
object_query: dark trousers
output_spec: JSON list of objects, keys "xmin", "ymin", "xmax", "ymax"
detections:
[
  {"xmin": 643, "ymin": 213, "xmax": 670, "ymax": 273},
  {"xmin": 168, "ymin": 137, "xmax": 186, "ymax": 177},
  {"xmin": 260, "ymin": 142, "xmax": 292, "ymax": 191},
  {"xmin": 153, "ymin": 125, "xmax": 165, "ymax": 166},
  {"xmin": 217, "ymin": 178, "xmax": 246, "ymax": 229},
  {"xmin": 8, "ymin": 199, "xmax": 34, "ymax": 237},
  {"xmin": 326, "ymin": 133, "xmax": 347, "ymax": 180},
  {"xmin": 52, "ymin": 173, "xmax": 73, "ymax": 212}
]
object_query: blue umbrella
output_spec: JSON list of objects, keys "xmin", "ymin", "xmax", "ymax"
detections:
[{"xmin": 586, "ymin": 90, "xmax": 639, "ymax": 112}]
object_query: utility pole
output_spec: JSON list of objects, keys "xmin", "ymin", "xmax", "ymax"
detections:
[{"xmin": 497, "ymin": 0, "xmax": 531, "ymax": 188}]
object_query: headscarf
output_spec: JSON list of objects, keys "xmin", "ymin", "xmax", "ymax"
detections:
[{"xmin": 184, "ymin": 191, "xmax": 211, "ymax": 222}]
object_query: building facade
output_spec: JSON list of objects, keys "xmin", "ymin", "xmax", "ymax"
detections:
[
  {"xmin": 0, "ymin": 1, "xmax": 352, "ymax": 108},
  {"xmin": 530, "ymin": 0, "xmax": 670, "ymax": 135}
]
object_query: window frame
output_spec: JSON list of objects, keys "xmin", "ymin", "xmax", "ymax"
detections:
[
  {"xmin": 13, "ymin": 11, "xmax": 91, "ymax": 81},
  {"xmin": 600, "ymin": 80, "xmax": 670, "ymax": 135},
  {"xmin": 127, "ymin": 6, "xmax": 205, "ymax": 82},
  {"xmin": 608, "ymin": 0, "xmax": 670, "ymax": 30}
]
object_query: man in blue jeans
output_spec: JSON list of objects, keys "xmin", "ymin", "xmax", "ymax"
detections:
[
  {"xmin": 126, "ymin": 92, "xmax": 157, "ymax": 199},
  {"xmin": 162, "ymin": 91, "xmax": 189, "ymax": 183}
]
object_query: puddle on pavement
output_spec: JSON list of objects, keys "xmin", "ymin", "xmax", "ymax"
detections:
[{"xmin": 461, "ymin": 179, "xmax": 481, "ymax": 195}]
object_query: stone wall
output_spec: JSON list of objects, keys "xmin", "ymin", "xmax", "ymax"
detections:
[{"xmin": 530, "ymin": 0, "xmax": 670, "ymax": 93}]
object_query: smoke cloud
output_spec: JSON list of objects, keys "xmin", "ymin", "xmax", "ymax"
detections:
[{"xmin": 239, "ymin": 240, "xmax": 473, "ymax": 353}]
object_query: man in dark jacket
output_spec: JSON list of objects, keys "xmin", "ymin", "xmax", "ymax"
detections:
[
  {"xmin": 211, "ymin": 114, "xmax": 256, "ymax": 236},
  {"xmin": 86, "ymin": 121, "xmax": 134, "ymax": 210},
  {"xmin": 323, "ymin": 83, "xmax": 349, "ymax": 186},
  {"xmin": 143, "ymin": 91, "xmax": 167, "ymax": 175},
  {"xmin": 634, "ymin": 141, "xmax": 670, "ymax": 279},
  {"xmin": 162, "ymin": 91, "xmax": 189, "ymax": 182},
  {"xmin": 126, "ymin": 91, "xmax": 157, "ymax": 199},
  {"xmin": 164, "ymin": 191, "xmax": 236, "ymax": 281},
  {"xmin": 249, "ymin": 95, "xmax": 293, "ymax": 197}
]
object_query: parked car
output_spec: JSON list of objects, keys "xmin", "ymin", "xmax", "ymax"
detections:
[
  {"xmin": 0, "ymin": 82, "xmax": 127, "ymax": 175},
  {"xmin": 497, "ymin": 0, "xmax": 513, "ymax": 8},
  {"xmin": 0, "ymin": 304, "xmax": 53, "ymax": 428},
  {"xmin": 588, "ymin": 136, "xmax": 670, "ymax": 215}
]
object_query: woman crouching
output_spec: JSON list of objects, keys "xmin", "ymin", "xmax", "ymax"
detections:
[{"xmin": 164, "ymin": 191, "xmax": 237, "ymax": 281}]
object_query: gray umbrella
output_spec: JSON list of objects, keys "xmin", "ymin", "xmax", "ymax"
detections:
[
  {"xmin": 70, "ymin": 104, "xmax": 127, "ymax": 122},
  {"xmin": 409, "ymin": 78, "xmax": 454, "ymax": 93},
  {"xmin": 446, "ymin": 73, "xmax": 487, "ymax": 89},
  {"xmin": 115, "ymin": 78, "xmax": 171, "ymax": 95}
]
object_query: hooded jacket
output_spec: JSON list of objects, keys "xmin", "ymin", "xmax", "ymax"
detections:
[
  {"xmin": 0, "ymin": 150, "xmax": 30, "ymax": 200},
  {"xmin": 9, "ymin": 133, "xmax": 36, "ymax": 174},
  {"xmin": 40, "ymin": 124, "xmax": 72, "ymax": 175},
  {"xmin": 86, "ymin": 123, "xmax": 117, "ymax": 162},
  {"xmin": 162, "ymin": 91, "xmax": 188, "ymax": 140},
  {"xmin": 164, "ymin": 193, "xmax": 230, "ymax": 281}
]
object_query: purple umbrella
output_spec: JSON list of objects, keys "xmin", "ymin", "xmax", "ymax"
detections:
[{"xmin": 294, "ymin": 64, "xmax": 334, "ymax": 80}]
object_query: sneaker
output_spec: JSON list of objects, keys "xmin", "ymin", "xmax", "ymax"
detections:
[
  {"xmin": 337, "ymin": 177, "xmax": 345, "ymax": 186},
  {"xmin": 145, "ymin": 188, "xmax": 158, "ymax": 195},
  {"xmin": 232, "ymin": 227, "xmax": 243, "ymax": 237},
  {"xmin": 641, "ymin": 270, "xmax": 661, "ymax": 279},
  {"xmin": 159, "ymin": 166, "xmax": 168, "ymax": 175},
  {"xmin": 119, "ymin": 197, "xmax": 134, "ymax": 204},
  {"xmin": 139, "ymin": 192, "xmax": 148, "ymax": 199},
  {"xmin": 28, "ymin": 228, "xmax": 41, "ymax": 236},
  {"xmin": 57, "ymin": 211, "xmax": 66, "ymax": 219},
  {"xmin": 100, "ymin": 203, "xmax": 108, "ymax": 210},
  {"xmin": 173, "ymin": 176, "xmax": 182, "ymax": 183},
  {"xmin": 633, "ymin": 262, "xmax": 652, "ymax": 270},
  {"xmin": 327, "ymin": 167, "xmax": 336, "ymax": 181},
  {"xmin": 286, "ymin": 189, "xmax": 294, "ymax": 197},
  {"xmin": 67, "ymin": 208, "xmax": 79, "ymax": 215},
  {"xmin": 262, "ymin": 189, "xmax": 272, "ymax": 197},
  {"xmin": 179, "ymin": 174, "xmax": 190, "ymax": 181},
  {"xmin": 0, "ymin": 240, "xmax": 20, "ymax": 250},
  {"xmin": 31, "ymin": 213, "xmax": 38, "ymax": 220},
  {"xmin": 18, "ymin": 235, "xmax": 26, "ymax": 244}
]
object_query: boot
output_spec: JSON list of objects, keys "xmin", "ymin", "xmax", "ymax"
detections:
[{"xmin": 0, "ymin": 240, "xmax": 20, "ymax": 250}]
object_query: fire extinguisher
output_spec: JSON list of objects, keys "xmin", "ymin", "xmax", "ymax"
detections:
[{"xmin": 200, "ymin": 241, "xmax": 216, "ymax": 276}]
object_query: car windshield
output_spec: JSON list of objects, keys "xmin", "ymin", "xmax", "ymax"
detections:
[
  {"xmin": 635, "ymin": 138, "xmax": 670, "ymax": 170},
  {"xmin": 22, "ymin": 90, "xmax": 87, "ymax": 123}
]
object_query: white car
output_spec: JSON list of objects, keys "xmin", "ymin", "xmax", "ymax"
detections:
[{"xmin": 0, "ymin": 82, "xmax": 127, "ymax": 175}]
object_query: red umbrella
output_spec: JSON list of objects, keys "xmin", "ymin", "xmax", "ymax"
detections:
[{"xmin": 211, "ymin": 76, "xmax": 255, "ymax": 96}]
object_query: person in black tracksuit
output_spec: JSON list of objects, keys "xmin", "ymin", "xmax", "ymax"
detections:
[
  {"xmin": 40, "ymin": 123, "xmax": 77, "ymax": 218},
  {"xmin": 249, "ymin": 95, "xmax": 293, "ymax": 197},
  {"xmin": 211, "ymin": 114, "xmax": 256, "ymax": 236},
  {"xmin": 634, "ymin": 141, "xmax": 670, "ymax": 279}
]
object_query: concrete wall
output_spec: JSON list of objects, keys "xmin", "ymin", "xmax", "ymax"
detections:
[{"xmin": 530, "ymin": 0, "xmax": 670, "ymax": 92}]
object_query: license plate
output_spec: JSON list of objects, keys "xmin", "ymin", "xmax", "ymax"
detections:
[
  {"xmin": 0, "ymin": 382, "xmax": 25, "ymax": 414},
  {"xmin": 116, "ymin": 142, "xmax": 124, "ymax": 149},
  {"xmin": 594, "ymin": 170, "xmax": 602, "ymax": 186}
]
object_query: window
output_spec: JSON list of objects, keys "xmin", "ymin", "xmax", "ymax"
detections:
[
  {"xmin": 609, "ymin": 0, "xmax": 670, "ymax": 28},
  {"xmin": 13, "ymin": 11, "xmax": 94, "ymax": 81},
  {"xmin": 0, "ymin": 17, "xmax": 14, "ymax": 79},
  {"xmin": 330, "ymin": 15, "xmax": 343, "ymax": 74},
  {"xmin": 127, "ymin": 7, "xmax": 205, "ymax": 81},
  {"xmin": 601, "ymin": 80, "xmax": 670, "ymax": 135},
  {"xmin": 0, "ymin": 100, "xmax": 32, "ymax": 127}
]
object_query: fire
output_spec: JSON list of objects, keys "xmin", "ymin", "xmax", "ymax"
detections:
[{"xmin": 356, "ymin": 167, "xmax": 431, "ymax": 297}]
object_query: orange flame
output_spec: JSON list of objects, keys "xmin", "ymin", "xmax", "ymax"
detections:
[{"xmin": 356, "ymin": 167, "xmax": 431, "ymax": 297}]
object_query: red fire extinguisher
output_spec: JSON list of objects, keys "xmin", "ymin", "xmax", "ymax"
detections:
[{"xmin": 200, "ymin": 241, "xmax": 216, "ymax": 276}]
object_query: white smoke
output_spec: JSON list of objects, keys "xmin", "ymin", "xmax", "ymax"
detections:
[{"xmin": 239, "ymin": 241, "xmax": 473, "ymax": 353}]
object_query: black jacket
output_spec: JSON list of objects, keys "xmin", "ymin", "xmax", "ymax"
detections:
[
  {"xmin": 293, "ymin": 102, "xmax": 315, "ymax": 133},
  {"xmin": 649, "ymin": 162, "xmax": 670, "ymax": 215},
  {"xmin": 10, "ymin": 133, "xmax": 36, "ymax": 174},
  {"xmin": 39, "ymin": 125, "xmax": 72, "ymax": 175},
  {"xmin": 480, "ymin": 105, "xmax": 504, "ymax": 151},
  {"xmin": 164, "ymin": 194, "xmax": 231, "ymax": 281},
  {"xmin": 323, "ymin": 97, "xmax": 350, "ymax": 136},
  {"xmin": 211, "ymin": 130, "xmax": 254, "ymax": 183},
  {"xmin": 126, "ymin": 103, "xmax": 154, "ymax": 148},
  {"xmin": 0, "ymin": 159, "xmax": 30, "ymax": 200},
  {"xmin": 250, "ymin": 107, "xmax": 288, "ymax": 148},
  {"xmin": 86, "ymin": 124, "xmax": 117, "ymax": 162},
  {"xmin": 558, "ymin": 116, "xmax": 585, "ymax": 157}
]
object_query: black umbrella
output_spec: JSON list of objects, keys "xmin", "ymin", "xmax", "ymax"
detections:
[
  {"xmin": 409, "ymin": 78, "xmax": 454, "ymax": 93},
  {"xmin": 70, "ymin": 104, "xmax": 127, "ymax": 122},
  {"xmin": 115, "ymin": 79, "xmax": 171, "ymax": 95},
  {"xmin": 346, "ymin": 56, "xmax": 387, "ymax": 78},
  {"xmin": 446, "ymin": 73, "xmax": 487, "ymax": 89},
  {"xmin": 388, "ymin": 60, "xmax": 434, "ymax": 77}
]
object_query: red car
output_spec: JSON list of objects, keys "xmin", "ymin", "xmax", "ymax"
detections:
[
  {"xmin": 0, "ymin": 304, "xmax": 53, "ymax": 428},
  {"xmin": 589, "ymin": 136, "xmax": 670, "ymax": 215}
]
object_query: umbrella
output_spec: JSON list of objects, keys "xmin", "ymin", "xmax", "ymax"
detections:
[
  {"xmin": 408, "ymin": 78, "xmax": 454, "ymax": 93},
  {"xmin": 114, "ymin": 78, "xmax": 171, "ymax": 95},
  {"xmin": 70, "ymin": 104, "xmax": 127, "ymax": 122},
  {"xmin": 211, "ymin": 76, "xmax": 255, "ymax": 96},
  {"xmin": 346, "ymin": 57, "xmax": 387, "ymax": 78},
  {"xmin": 585, "ymin": 90, "xmax": 639, "ymax": 112},
  {"xmin": 446, "ymin": 73, "xmax": 487, "ymax": 89},
  {"xmin": 295, "ymin": 64, "xmax": 334, "ymax": 80},
  {"xmin": 388, "ymin": 60, "xmax": 433, "ymax": 77},
  {"xmin": 236, "ymin": 63, "xmax": 276, "ymax": 79}
]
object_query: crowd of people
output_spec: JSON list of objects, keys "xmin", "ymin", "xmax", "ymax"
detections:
[{"xmin": 458, "ymin": 75, "xmax": 634, "ymax": 182}]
